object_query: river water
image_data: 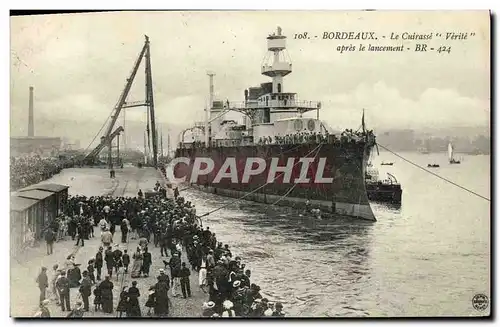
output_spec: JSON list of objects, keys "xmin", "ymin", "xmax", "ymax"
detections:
[
  {"xmin": 39, "ymin": 152, "xmax": 490, "ymax": 317},
  {"xmin": 177, "ymin": 152, "xmax": 490, "ymax": 317}
]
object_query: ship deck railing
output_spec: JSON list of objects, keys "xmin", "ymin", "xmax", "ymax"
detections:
[{"xmin": 225, "ymin": 100, "xmax": 321, "ymax": 111}]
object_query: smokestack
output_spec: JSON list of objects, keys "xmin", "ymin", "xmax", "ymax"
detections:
[{"xmin": 28, "ymin": 86, "xmax": 34, "ymax": 137}]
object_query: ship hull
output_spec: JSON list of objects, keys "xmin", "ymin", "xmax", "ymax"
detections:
[{"xmin": 173, "ymin": 142, "xmax": 376, "ymax": 221}]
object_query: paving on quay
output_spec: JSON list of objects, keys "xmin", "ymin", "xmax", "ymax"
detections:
[{"xmin": 11, "ymin": 167, "xmax": 206, "ymax": 318}]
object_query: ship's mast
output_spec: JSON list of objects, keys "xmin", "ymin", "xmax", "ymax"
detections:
[
  {"xmin": 262, "ymin": 26, "xmax": 292, "ymax": 94},
  {"xmin": 206, "ymin": 72, "xmax": 215, "ymax": 147},
  {"xmin": 167, "ymin": 133, "xmax": 170, "ymax": 156},
  {"xmin": 160, "ymin": 127, "xmax": 164, "ymax": 158},
  {"xmin": 143, "ymin": 130, "xmax": 147, "ymax": 163}
]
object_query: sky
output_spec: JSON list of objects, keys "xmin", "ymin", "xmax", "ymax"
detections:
[{"xmin": 10, "ymin": 11, "xmax": 490, "ymax": 148}]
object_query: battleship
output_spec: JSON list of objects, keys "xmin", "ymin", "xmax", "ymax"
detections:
[{"xmin": 174, "ymin": 27, "xmax": 377, "ymax": 221}]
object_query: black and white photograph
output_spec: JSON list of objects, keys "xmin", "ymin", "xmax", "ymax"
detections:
[{"xmin": 9, "ymin": 10, "xmax": 491, "ymax": 318}]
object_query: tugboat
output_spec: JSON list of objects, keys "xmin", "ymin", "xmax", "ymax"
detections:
[
  {"xmin": 365, "ymin": 165, "xmax": 402, "ymax": 204},
  {"xmin": 448, "ymin": 142, "xmax": 461, "ymax": 164}
]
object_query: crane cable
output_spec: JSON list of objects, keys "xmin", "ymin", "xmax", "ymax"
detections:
[
  {"xmin": 82, "ymin": 112, "xmax": 113, "ymax": 154},
  {"xmin": 270, "ymin": 143, "xmax": 324, "ymax": 206},
  {"xmin": 377, "ymin": 143, "xmax": 490, "ymax": 202},
  {"xmin": 197, "ymin": 142, "xmax": 324, "ymax": 218}
]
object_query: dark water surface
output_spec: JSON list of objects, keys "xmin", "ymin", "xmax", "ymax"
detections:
[
  {"xmin": 42, "ymin": 153, "xmax": 490, "ymax": 317},
  {"xmin": 178, "ymin": 152, "xmax": 490, "ymax": 317}
]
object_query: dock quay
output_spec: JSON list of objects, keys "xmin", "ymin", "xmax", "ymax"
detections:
[{"xmin": 11, "ymin": 166, "xmax": 284, "ymax": 318}]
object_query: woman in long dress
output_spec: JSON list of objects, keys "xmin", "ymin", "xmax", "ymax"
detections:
[
  {"xmin": 130, "ymin": 247, "xmax": 143, "ymax": 278},
  {"xmin": 126, "ymin": 281, "xmax": 142, "ymax": 317},
  {"xmin": 116, "ymin": 287, "xmax": 129, "ymax": 318},
  {"xmin": 145, "ymin": 287, "xmax": 156, "ymax": 316}
]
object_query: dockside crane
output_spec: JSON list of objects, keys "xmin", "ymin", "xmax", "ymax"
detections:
[{"xmin": 83, "ymin": 35, "xmax": 159, "ymax": 168}]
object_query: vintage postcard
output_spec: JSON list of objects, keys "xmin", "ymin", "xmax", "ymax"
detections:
[{"xmin": 10, "ymin": 10, "xmax": 490, "ymax": 318}]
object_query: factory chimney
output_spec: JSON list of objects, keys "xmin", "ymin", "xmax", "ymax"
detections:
[{"xmin": 28, "ymin": 86, "xmax": 34, "ymax": 137}]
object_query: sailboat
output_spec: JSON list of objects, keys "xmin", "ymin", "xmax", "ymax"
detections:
[{"xmin": 448, "ymin": 142, "xmax": 461, "ymax": 164}]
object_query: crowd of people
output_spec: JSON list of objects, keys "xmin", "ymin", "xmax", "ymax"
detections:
[
  {"xmin": 259, "ymin": 129, "xmax": 375, "ymax": 146},
  {"xmin": 36, "ymin": 184, "xmax": 286, "ymax": 318},
  {"xmin": 10, "ymin": 155, "xmax": 74, "ymax": 191},
  {"xmin": 179, "ymin": 129, "xmax": 375, "ymax": 149}
]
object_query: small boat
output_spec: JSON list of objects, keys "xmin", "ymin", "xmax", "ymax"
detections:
[
  {"xmin": 427, "ymin": 164, "xmax": 440, "ymax": 168},
  {"xmin": 365, "ymin": 170, "xmax": 402, "ymax": 204},
  {"xmin": 448, "ymin": 142, "xmax": 461, "ymax": 164},
  {"xmin": 381, "ymin": 162, "xmax": 394, "ymax": 166}
]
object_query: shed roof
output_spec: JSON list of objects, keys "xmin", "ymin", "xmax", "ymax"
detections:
[
  {"xmin": 10, "ymin": 195, "xmax": 39, "ymax": 212},
  {"xmin": 16, "ymin": 189, "xmax": 54, "ymax": 200},
  {"xmin": 18, "ymin": 183, "xmax": 69, "ymax": 193}
]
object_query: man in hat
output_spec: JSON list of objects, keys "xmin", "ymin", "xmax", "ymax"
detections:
[
  {"xmin": 122, "ymin": 249, "xmax": 130, "ymax": 273},
  {"xmin": 231, "ymin": 280, "xmax": 246, "ymax": 316},
  {"xmin": 159, "ymin": 228, "xmax": 169, "ymax": 257},
  {"xmin": 207, "ymin": 250, "xmax": 216, "ymax": 271},
  {"xmin": 180, "ymin": 262, "xmax": 191, "ymax": 298},
  {"xmin": 170, "ymin": 252, "xmax": 182, "ymax": 297},
  {"xmin": 222, "ymin": 300, "xmax": 236, "ymax": 317},
  {"xmin": 67, "ymin": 300, "xmax": 85, "ymax": 318},
  {"xmin": 36, "ymin": 267, "xmax": 49, "ymax": 303},
  {"xmin": 240, "ymin": 269, "xmax": 251, "ymax": 288},
  {"xmin": 120, "ymin": 217, "xmax": 130, "ymax": 243},
  {"xmin": 104, "ymin": 246, "xmax": 115, "ymax": 278},
  {"xmin": 95, "ymin": 247, "xmax": 104, "ymax": 281},
  {"xmin": 55, "ymin": 271, "xmax": 71, "ymax": 312},
  {"xmin": 264, "ymin": 302, "xmax": 274, "ymax": 316},
  {"xmin": 202, "ymin": 301, "xmax": 216, "ymax": 317},
  {"xmin": 272, "ymin": 302, "xmax": 285, "ymax": 317},
  {"xmin": 44, "ymin": 227, "xmax": 56, "ymax": 255},
  {"xmin": 101, "ymin": 227, "xmax": 113, "ymax": 248},
  {"xmin": 34, "ymin": 299, "xmax": 51, "ymax": 318},
  {"xmin": 50, "ymin": 266, "xmax": 61, "ymax": 304},
  {"xmin": 252, "ymin": 298, "xmax": 269, "ymax": 317},
  {"xmin": 142, "ymin": 247, "xmax": 152, "ymax": 277},
  {"xmin": 79, "ymin": 271, "xmax": 92, "ymax": 312}
]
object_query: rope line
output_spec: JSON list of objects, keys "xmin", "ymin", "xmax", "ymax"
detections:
[
  {"xmin": 197, "ymin": 143, "xmax": 324, "ymax": 218},
  {"xmin": 176, "ymin": 143, "xmax": 311, "ymax": 194},
  {"xmin": 270, "ymin": 183, "xmax": 298, "ymax": 206},
  {"xmin": 83, "ymin": 114, "xmax": 112, "ymax": 154},
  {"xmin": 377, "ymin": 143, "xmax": 490, "ymax": 202},
  {"xmin": 270, "ymin": 143, "xmax": 324, "ymax": 206}
]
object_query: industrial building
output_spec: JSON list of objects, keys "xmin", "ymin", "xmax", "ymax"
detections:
[{"xmin": 10, "ymin": 86, "xmax": 62, "ymax": 157}]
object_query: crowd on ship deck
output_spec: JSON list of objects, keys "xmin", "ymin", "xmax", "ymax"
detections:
[
  {"xmin": 181, "ymin": 129, "xmax": 374, "ymax": 149},
  {"xmin": 36, "ymin": 184, "xmax": 285, "ymax": 318},
  {"xmin": 10, "ymin": 155, "xmax": 74, "ymax": 191},
  {"xmin": 258, "ymin": 129, "xmax": 374, "ymax": 146}
]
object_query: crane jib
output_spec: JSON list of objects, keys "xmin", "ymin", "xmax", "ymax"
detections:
[{"xmin": 85, "ymin": 35, "xmax": 159, "ymax": 168}]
